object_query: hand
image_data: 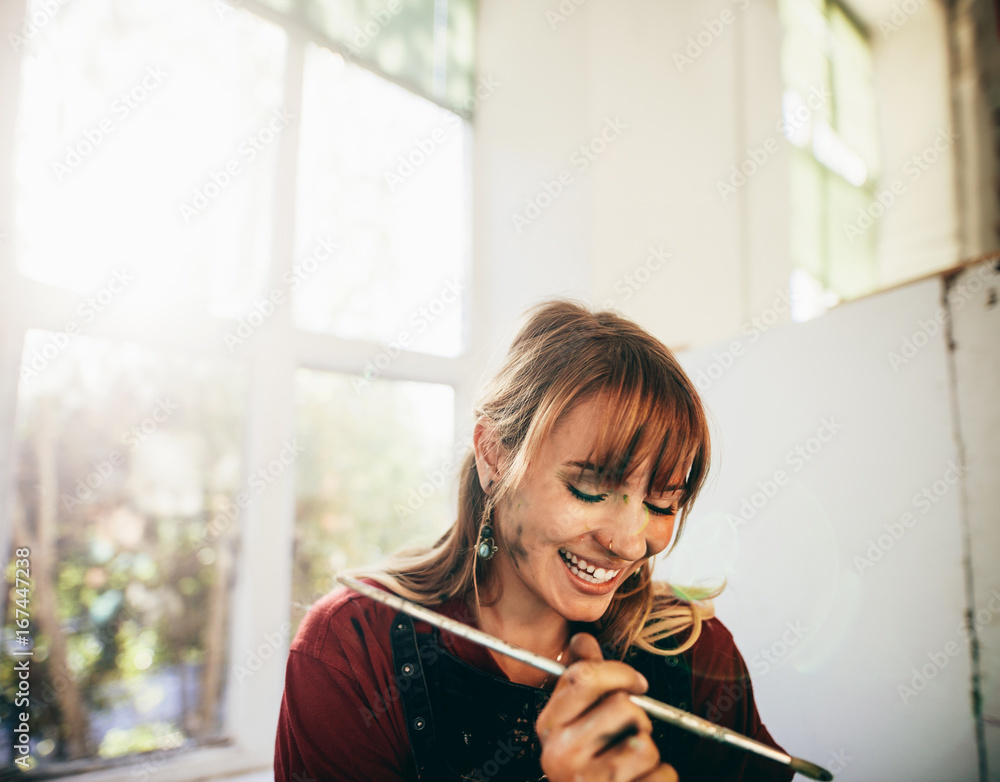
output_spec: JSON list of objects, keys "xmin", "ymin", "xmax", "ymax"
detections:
[{"xmin": 535, "ymin": 633, "xmax": 679, "ymax": 782}]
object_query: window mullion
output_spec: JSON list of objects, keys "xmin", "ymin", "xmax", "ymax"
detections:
[{"xmin": 222, "ymin": 31, "xmax": 306, "ymax": 760}]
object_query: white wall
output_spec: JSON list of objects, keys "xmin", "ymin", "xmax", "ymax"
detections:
[{"xmin": 659, "ymin": 258, "xmax": 998, "ymax": 781}]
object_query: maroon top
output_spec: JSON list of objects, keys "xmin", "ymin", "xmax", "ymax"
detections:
[{"xmin": 274, "ymin": 579, "xmax": 795, "ymax": 781}]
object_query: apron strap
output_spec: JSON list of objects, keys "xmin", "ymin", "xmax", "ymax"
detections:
[{"xmin": 390, "ymin": 611, "xmax": 439, "ymax": 780}]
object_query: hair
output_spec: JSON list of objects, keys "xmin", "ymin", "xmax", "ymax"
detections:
[{"xmin": 343, "ymin": 298, "xmax": 724, "ymax": 658}]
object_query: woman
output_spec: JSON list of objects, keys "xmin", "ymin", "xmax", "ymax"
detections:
[{"xmin": 275, "ymin": 299, "xmax": 795, "ymax": 781}]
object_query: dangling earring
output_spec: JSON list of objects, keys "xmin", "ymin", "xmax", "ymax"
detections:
[
  {"xmin": 477, "ymin": 523, "xmax": 497, "ymax": 560},
  {"xmin": 478, "ymin": 479, "xmax": 498, "ymax": 560}
]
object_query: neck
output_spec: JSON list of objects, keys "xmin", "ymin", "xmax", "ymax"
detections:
[{"xmin": 470, "ymin": 560, "xmax": 571, "ymax": 686}]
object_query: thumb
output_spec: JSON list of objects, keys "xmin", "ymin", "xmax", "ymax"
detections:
[{"xmin": 562, "ymin": 632, "xmax": 605, "ymax": 666}]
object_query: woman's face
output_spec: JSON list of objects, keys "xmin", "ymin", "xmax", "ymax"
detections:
[{"xmin": 483, "ymin": 394, "xmax": 688, "ymax": 625}]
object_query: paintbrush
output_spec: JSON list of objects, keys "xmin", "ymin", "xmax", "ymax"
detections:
[{"xmin": 337, "ymin": 575, "xmax": 833, "ymax": 780}]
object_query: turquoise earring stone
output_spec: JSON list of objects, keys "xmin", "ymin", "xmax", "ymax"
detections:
[{"xmin": 477, "ymin": 524, "xmax": 496, "ymax": 560}]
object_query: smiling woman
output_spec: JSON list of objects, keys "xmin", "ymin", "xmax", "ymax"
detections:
[{"xmin": 274, "ymin": 299, "xmax": 795, "ymax": 782}]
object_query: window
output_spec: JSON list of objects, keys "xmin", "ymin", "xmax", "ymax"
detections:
[
  {"xmin": 778, "ymin": 0, "xmax": 880, "ymax": 319},
  {"xmin": 1, "ymin": 0, "xmax": 474, "ymax": 776}
]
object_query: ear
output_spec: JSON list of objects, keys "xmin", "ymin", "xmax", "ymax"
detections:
[{"xmin": 472, "ymin": 414, "xmax": 505, "ymax": 492}]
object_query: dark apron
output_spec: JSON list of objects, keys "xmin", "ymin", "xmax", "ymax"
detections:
[{"xmin": 389, "ymin": 610, "xmax": 693, "ymax": 782}]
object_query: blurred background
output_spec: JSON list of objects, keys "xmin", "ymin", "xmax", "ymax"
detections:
[{"xmin": 0, "ymin": 0, "xmax": 997, "ymax": 780}]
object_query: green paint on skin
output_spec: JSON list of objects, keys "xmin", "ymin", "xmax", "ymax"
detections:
[{"xmin": 623, "ymin": 494, "xmax": 629, "ymax": 504}]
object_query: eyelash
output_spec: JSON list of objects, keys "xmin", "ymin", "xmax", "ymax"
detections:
[{"xmin": 564, "ymin": 482, "xmax": 678, "ymax": 517}]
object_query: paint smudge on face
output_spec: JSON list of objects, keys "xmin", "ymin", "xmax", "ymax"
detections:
[
  {"xmin": 508, "ymin": 522, "xmax": 528, "ymax": 569},
  {"xmin": 623, "ymin": 494, "xmax": 629, "ymax": 504}
]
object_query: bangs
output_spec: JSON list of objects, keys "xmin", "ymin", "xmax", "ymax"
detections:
[{"xmin": 565, "ymin": 380, "xmax": 705, "ymax": 505}]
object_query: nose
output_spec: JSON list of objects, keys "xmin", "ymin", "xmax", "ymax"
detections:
[{"xmin": 592, "ymin": 498, "xmax": 670, "ymax": 563}]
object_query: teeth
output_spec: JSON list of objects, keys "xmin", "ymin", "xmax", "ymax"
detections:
[{"xmin": 559, "ymin": 549, "xmax": 620, "ymax": 584}]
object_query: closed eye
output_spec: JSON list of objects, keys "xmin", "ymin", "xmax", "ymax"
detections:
[
  {"xmin": 565, "ymin": 482, "xmax": 607, "ymax": 504},
  {"xmin": 565, "ymin": 482, "xmax": 677, "ymax": 517}
]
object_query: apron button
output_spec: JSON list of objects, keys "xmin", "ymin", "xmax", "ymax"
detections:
[
  {"xmin": 402, "ymin": 663, "xmax": 415, "ymax": 676},
  {"xmin": 414, "ymin": 717, "xmax": 426, "ymax": 730}
]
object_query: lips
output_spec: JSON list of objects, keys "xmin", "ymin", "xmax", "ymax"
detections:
[{"xmin": 558, "ymin": 548, "xmax": 623, "ymax": 584}]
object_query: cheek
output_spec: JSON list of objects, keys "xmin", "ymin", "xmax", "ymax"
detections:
[{"xmin": 645, "ymin": 516, "xmax": 677, "ymax": 554}]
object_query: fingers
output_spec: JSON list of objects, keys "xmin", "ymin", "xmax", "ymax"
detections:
[
  {"xmin": 551, "ymin": 691, "xmax": 654, "ymax": 760},
  {"xmin": 537, "ymin": 633, "xmax": 649, "ymax": 741},
  {"xmin": 540, "ymin": 719, "xmax": 662, "ymax": 782},
  {"xmin": 537, "ymin": 632, "xmax": 666, "ymax": 782},
  {"xmin": 562, "ymin": 631, "xmax": 605, "ymax": 665}
]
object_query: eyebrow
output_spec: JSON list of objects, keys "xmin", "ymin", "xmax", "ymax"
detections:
[{"xmin": 562, "ymin": 460, "xmax": 684, "ymax": 493}]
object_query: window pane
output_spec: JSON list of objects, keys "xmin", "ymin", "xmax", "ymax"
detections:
[
  {"xmin": 292, "ymin": 370, "xmax": 457, "ymax": 630},
  {"xmin": 779, "ymin": 0, "xmax": 831, "ymax": 125},
  {"xmin": 292, "ymin": 43, "xmax": 469, "ymax": 357},
  {"xmin": 254, "ymin": 0, "xmax": 477, "ymax": 114},
  {"xmin": 789, "ymin": 151, "xmax": 825, "ymax": 280},
  {"xmin": 826, "ymin": 176, "xmax": 877, "ymax": 298},
  {"xmin": 12, "ymin": 0, "xmax": 287, "ymax": 318},
  {"xmin": 830, "ymin": 5, "xmax": 880, "ymax": 177},
  {"xmin": 3, "ymin": 332, "xmax": 246, "ymax": 768}
]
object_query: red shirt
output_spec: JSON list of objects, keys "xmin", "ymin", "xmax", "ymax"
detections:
[{"xmin": 275, "ymin": 579, "xmax": 794, "ymax": 781}]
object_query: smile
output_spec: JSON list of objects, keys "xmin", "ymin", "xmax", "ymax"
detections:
[{"xmin": 558, "ymin": 549, "xmax": 622, "ymax": 584}]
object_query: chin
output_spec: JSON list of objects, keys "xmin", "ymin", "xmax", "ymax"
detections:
[{"xmin": 558, "ymin": 595, "xmax": 614, "ymax": 625}]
